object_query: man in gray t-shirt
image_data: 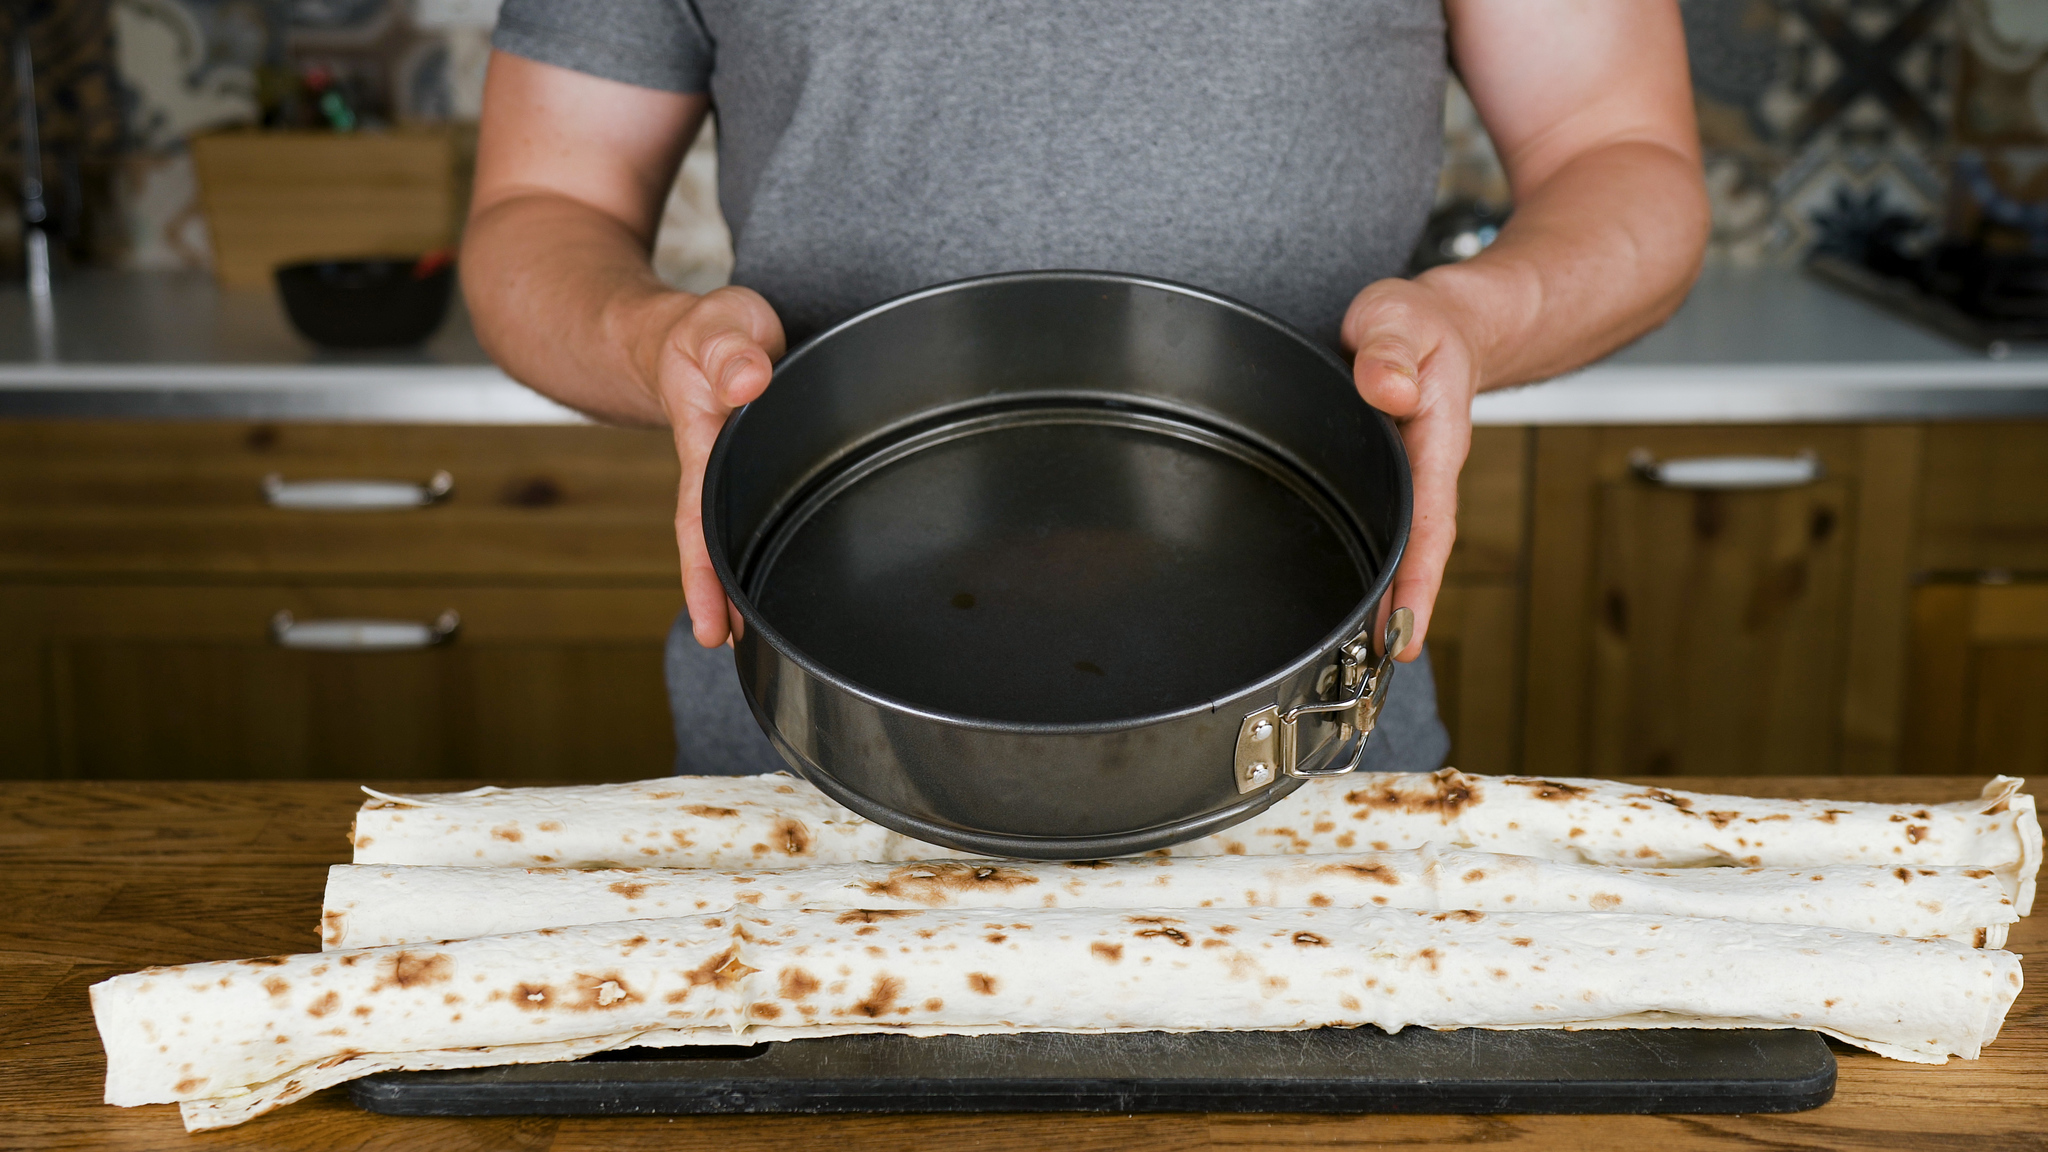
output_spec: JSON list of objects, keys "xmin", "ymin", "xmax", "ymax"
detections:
[{"xmin": 463, "ymin": 2, "xmax": 1707, "ymax": 775}]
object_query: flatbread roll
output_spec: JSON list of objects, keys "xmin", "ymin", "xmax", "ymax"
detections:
[
  {"xmin": 97, "ymin": 907, "xmax": 2024, "ymax": 1132},
  {"xmin": 348, "ymin": 772, "xmax": 2041, "ymax": 912},
  {"xmin": 322, "ymin": 846, "xmax": 2017, "ymax": 950}
]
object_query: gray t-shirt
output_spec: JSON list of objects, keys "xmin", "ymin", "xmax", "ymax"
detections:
[{"xmin": 494, "ymin": 0, "xmax": 1447, "ymax": 347}]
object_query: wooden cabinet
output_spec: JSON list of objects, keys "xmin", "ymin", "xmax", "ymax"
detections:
[
  {"xmin": 1424, "ymin": 426, "xmax": 1528, "ymax": 776},
  {"xmin": 1521, "ymin": 425, "xmax": 1924, "ymax": 779},
  {"xmin": 0, "ymin": 422, "xmax": 684, "ymax": 782},
  {"xmin": 1905, "ymin": 423, "xmax": 2048, "ymax": 776},
  {"xmin": 1909, "ymin": 582, "xmax": 2048, "ymax": 776},
  {"xmin": 4, "ymin": 417, "xmax": 2042, "ymax": 783}
]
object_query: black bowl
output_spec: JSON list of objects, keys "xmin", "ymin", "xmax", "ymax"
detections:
[{"xmin": 275, "ymin": 255, "xmax": 454, "ymax": 348}]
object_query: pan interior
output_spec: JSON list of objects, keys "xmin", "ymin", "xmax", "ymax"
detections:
[{"xmin": 745, "ymin": 406, "xmax": 1370, "ymax": 725}]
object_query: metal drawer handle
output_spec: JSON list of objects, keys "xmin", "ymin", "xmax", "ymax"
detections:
[
  {"xmin": 270, "ymin": 610, "xmax": 460, "ymax": 651},
  {"xmin": 1233, "ymin": 607, "xmax": 1413, "ymax": 793},
  {"xmin": 261, "ymin": 471, "xmax": 454, "ymax": 511},
  {"xmin": 1629, "ymin": 450, "xmax": 1821, "ymax": 490}
]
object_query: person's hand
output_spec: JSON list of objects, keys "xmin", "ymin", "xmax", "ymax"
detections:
[
  {"xmin": 1340, "ymin": 276, "xmax": 1482, "ymax": 662},
  {"xmin": 634, "ymin": 285, "xmax": 787, "ymax": 648}
]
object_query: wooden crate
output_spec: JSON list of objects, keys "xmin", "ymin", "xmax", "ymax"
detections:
[{"xmin": 190, "ymin": 129, "xmax": 460, "ymax": 288}]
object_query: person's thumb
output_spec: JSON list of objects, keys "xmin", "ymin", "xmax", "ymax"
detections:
[{"xmin": 1353, "ymin": 337, "xmax": 1423, "ymax": 418}]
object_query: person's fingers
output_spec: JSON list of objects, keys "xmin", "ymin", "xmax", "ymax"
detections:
[
  {"xmin": 1353, "ymin": 339, "xmax": 1424, "ymax": 418},
  {"xmin": 672, "ymin": 426, "xmax": 731, "ymax": 648},
  {"xmin": 1385, "ymin": 403, "xmax": 1467, "ymax": 661},
  {"xmin": 654, "ymin": 287, "xmax": 787, "ymax": 649}
]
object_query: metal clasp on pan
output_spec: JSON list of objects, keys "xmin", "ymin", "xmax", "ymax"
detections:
[{"xmin": 1233, "ymin": 606, "xmax": 1413, "ymax": 793}]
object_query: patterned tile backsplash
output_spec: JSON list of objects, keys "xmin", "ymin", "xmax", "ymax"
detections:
[{"xmin": 9, "ymin": 0, "xmax": 2048, "ymax": 276}]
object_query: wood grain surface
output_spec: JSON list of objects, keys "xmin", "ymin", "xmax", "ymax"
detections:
[{"xmin": 3, "ymin": 777, "xmax": 2043, "ymax": 1151}]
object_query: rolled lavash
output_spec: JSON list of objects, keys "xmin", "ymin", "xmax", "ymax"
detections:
[
  {"xmin": 322, "ymin": 845, "xmax": 2019, "ymax": 950},
  {"xmin": 348, "ymin": 771, "xmax": 2043, "ymax": 912},
  {"xmin": 97, "ymin": 906, "xmax": 2025, "ymax": 1132}
]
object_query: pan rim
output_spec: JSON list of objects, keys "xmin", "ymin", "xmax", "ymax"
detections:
[{"xmin": 702, "ymin": 268, "xmax": 1413, "ymax": 738}]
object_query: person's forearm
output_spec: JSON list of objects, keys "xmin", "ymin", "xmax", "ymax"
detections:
[
  {"xmin": 1416, "ymin": 139, "xmax": 1709, "ymax": 393},
  {"xmin": 462, "ymin": 193, "xmax": 693, "ymax": 427}
]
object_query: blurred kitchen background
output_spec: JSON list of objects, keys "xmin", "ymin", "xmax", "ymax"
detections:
[
  {"xmin": 4, "ymin": 0, "xmax": 2047, "ymax": 785},
  {"xmin": 10, "ymin": 0, "xmax": 2048, "ymax": 286}
]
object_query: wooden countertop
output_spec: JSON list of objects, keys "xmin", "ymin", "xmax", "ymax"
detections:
[{"xmin": 3, "ymin": 776, "xmax": 2041, "ymax": 1150}]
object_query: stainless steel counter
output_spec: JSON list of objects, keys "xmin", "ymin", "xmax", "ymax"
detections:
[{"xmin": 3, "ymin": 266, "xmax": 2046, "ymax": 424}]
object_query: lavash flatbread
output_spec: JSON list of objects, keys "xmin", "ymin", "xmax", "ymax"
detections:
[
  {"xmin": 97, "ymin": 906, "xmax": 2024, "ymax": 1131},
  {"xmin": 348, "ymin": 772, "xmax": 2042, "ymax": 912},
  {"xmin": 322, "ymin": 846, "xmax": 2018, "ymax": 950}
]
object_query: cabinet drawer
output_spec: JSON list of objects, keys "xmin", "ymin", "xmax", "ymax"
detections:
[
  {"xmin": 0, "ymin": 583, "xmax": 686, "ymax": 781},
  {"xmin": 0, "ymin": 423, "xmax": 682, "ymax": 578}
]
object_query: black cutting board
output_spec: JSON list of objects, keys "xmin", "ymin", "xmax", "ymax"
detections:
[{"xmin": 350, "ymin": 1027, "xmax": 1835, "ymax": 1116}]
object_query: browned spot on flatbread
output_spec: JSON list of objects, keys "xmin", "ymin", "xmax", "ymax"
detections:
[
  {"xmin": 1308, "ymin": 893, "xmax": 1331, "ymax": 907},
  {"xmin": 859, "ymin": 862, "xmax": 1040, "ymax": 906},
  {"xmin": 1588, "ymin": 893, "xmax": 1621, "ymax": 910},
  {"xmin": 263, "ymin": 976, "xmax": 290, "ymax": 997},
  {"xmin": 985, "ymin": 933, "xmax": 1007, "ymax": 944},
  {"xmin": 491, "ymin": 824, "xmax": 523, "ymax": 842},
  {"xmin": 1510, "ymin": 937, "xmax": 1533, "ymax": 948},
  {"xmin": 779, "ymin": 967, "xmax": 820, "ymax": 999},
  {"xmin": 923, "ymin": 998, "xmax": 943, "ymax": 1011},
  {"xmin": 608, "ymin": 881, "xmax": 648, "ymax": 900},
  {"xmin": 1137, "ymin": 926, "xmax": 1192, "ymax": 947},
  {"xmin": 849, "ymin": 975, "xmax": 905, "ymax": 1018},
  {"xmin": 306, "ymin": 991, "xmax": 341, "ymax": 1018},
  {"xmin": 1064, "ymin": 860, "xmax": 1112, "ymax": 870},
  {"xmin": 1344, "ymin": 768, "xmax": 1478, "ymax": 818},
  {"xmin": 1317, "ymin": 862, "xmax": 1400, "ymax": 885},
  {"xmin": 175, "ymin": 1076, "xmax": 207, "ymax": 1095},
  {"xmin": 352, "ymin": 1005, "xmax": 372, "ymax": 1018},
  {"xmin": 1906, "ymin": 825, "xmax": 1928, "ymax": 844},
  {"xmin": 370, "ymin": 951, "xmax": 453, "ymax": 992},
  {"xmin": 1090, "ymin": 942, "xmax": 1124, "ymax": 963},
  {"xmin": 684, "ymin": 805, "xmax": 739, "ymax": 818},
  {"xmin": 1293, "ymin": 932, "xmax": 1329, "ymax": 947},
  {"xmin": 749, "ymin": 1002, "xmax": 783, "ymax": 1020},
  {"xmin": 771, "ymin": 818, "xmax": 812, "ymax": 856},
  {"xmin": 1432, "ymin": 909, "xmax": 1485, "ymax": 923},
  {"xmin": 1630, "ymin": 787, "xmax": 1695, "ymax": 807},
  {"xmin": 683, "ymin": 947, "xmax": 758, "ymax": 992},
  {"xmin": 1415, "ymin": 947, "xmax": 1441, "ymax": 972},
  {"xmin": 1491, "ymin": 968, "xmax": 1509, "ymax": 980},
  {"xmin": 566, "ymin": 972, "xmax": 642, "ymax": 1011},
  {"xmin": 238, "ymin": 955, "xmax": 289, "ymax": 967},
  {"xmin": 512, "ymin": 982, "xmax": 553, "ymax": 1009},
  {"xmin": 539, "ymin": 820, "xmax": 563, "ymax": 832},
  {"xmin": 1704, "ymin": 811, "xmax": 1739, "ymax": 829},
  {"xmin": 320, "ymin": 911, "xmax": 347, "ymax": 947},
  {"xmin": 1507, "ymin": 778, "xmax": 1592, "ymax": 801},
  {"xmin": 1817, "ymin": 809, "xmax": 1847, "ymax": 823},
  {"xmin": 967, "ymin": 972, "xmax": 999, "ymax": 995},
  {"xmin": 1895, "ymin": 867, "xmax": 1913, "ymax": 883},
  {"xmin": 836, "ymin": 909, "xmax": 918, "ymax": 924},
  {"xmin": 1965, "ymin": 868, "xmax": 1994, "ymax": 879},
  {"xmin": 1461, "ymin": 870, "xmax": 1486, "ymax": 883},
  {"xmin": 1976, "ymin": 928, "xmax": 1989, "ymax": 947}
]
